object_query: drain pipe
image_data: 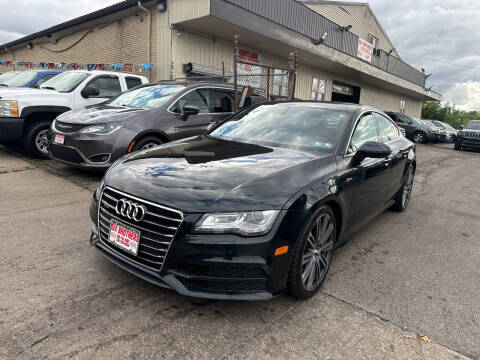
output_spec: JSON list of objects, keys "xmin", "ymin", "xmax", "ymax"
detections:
[{"xmin": 137, "ymin": 1, "xmax": 152, "ymax": 80}]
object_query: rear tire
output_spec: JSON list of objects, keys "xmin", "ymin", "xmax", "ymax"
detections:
[
  {"xmin": 23, "ymin": 121, "xmax": 52, "ymax": 159},
  {"xmin": 391, "ymin": 166, "xmax": 415, "ymax": 212},
  {"xmin": 132, "ymin": 136, "xmax": 163, "ymax": 152},
  {"xmin": 288, "ymin": 205, "xmax": 336, "ymax": 300}
]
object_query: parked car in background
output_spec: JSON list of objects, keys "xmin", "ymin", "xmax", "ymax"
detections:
[
  {"xmin": 429, "ymin": 120, "xmax": 458, "ymax": 143},
  {"xmin": 89, "ymin": 102, "xmax": 416, "ymax": 300},
  {"xmin": 0, "ymin": 71, "xmax": 20, "ymax": 84},
  {"xmin": 0, "ymin": 70, "xmax": 60, "ymax": 89},
  {"xmin": 420, "ymin": 119, "xmax": 447, "ymax": 142},
  {"xmin": 0, "ymin": 70, "xmax": 148, "ymax": 158},
  {"xmin": 385, "ymin": 112, "xmax": 435, "ymax": 143},
  {"xmin": 49, "ymin": 81, "xmax": 265, "ymax": 169},
  {"xmin": 455, "ymin": 120, "xmax": 480, "ymax": 151}
]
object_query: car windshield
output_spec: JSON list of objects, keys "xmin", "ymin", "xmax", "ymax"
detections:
[
  {"xmin": 40, "ymin": 72, "xmax": 89, "ymax": 92},
  {"xmin": 0, "ymin": 71, "xmax": 19, "ymax": 85},
  {"xmin": 209, "ymin": 103, "xmax": 351, "ymax": 152},
  {"xmin": 465, "ymin": 121, "xmax": 480, "ymax": 130},
  {"xmin": 109, "ymin": 84, "xmax": 185, "ymax": 108},
  {"xmin": 1, "ymin": 70, "xmax": 38, "ymax": 87}
]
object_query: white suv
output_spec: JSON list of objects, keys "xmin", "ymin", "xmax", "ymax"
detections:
[{"xmin": 0, "ymin": 70, "xmax": 148, "ymax": 157}]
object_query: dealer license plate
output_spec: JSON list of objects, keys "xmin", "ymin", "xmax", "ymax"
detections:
[
  {"xmin": 54, "ymin": 134, "xmax": 65, "ymax": 144},
  {"xmin": 108, "ymin": 220, "xmax": 141, "ymax": 256}
]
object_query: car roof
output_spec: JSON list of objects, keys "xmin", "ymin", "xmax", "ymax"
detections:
[{"xmin": 63, "ymin": 70, "xmax": 146, "ymax": 77}]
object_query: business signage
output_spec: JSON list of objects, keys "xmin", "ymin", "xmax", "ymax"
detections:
[
  {"xmin": 237, "ymin": 48, "xmax": 262, "ymax": 88},
  {"xmin": 357, "ymin": 38, "xmax": 373, "ymax": 63}
]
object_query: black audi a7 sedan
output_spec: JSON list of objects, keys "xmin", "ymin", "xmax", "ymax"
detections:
[{"xmin": 89, "ymin": 101, "xmax": 416, "ymax": 300}]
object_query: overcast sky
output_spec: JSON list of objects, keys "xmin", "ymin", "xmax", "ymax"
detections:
[{"xmin": 0, "ymin": 0, "xmax": 478, "ymax": 111}]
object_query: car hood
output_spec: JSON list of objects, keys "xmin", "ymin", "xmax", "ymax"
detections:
[
  {"xmin": 56, "ymin": 104, "xmax": 146, "ymax": 124},
  {"xmin": 104, "ymin": 136, "xmax": 336, "ymax": 213},
  {"xmin": 0, "ymin": 88, "xmax": 56, "ymax": 98}
]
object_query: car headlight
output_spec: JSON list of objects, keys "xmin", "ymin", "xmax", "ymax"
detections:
[
  {"xmin": 0, "ymin": 100, "xmax": 19, "ymax": 117},
  {"xmin": 195, "ymin": 210, "xmax": 280, "ymax": 236},
  {"xmin": 79, "ymin": 123, "xmax": 122, "ymax": 135}
]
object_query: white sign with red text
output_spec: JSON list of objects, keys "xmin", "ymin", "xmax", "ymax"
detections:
[{"xmin": 357, "ymin": 38, "xmax": 373, "ymax": 63}]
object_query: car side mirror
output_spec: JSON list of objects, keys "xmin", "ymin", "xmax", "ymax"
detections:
[
  {"xmin": 352, "ymin": 141, "xmax": 392, "ymax": 165},
  {"xmin": 181, "ymin": 105, "xmax": 200, "ymax": 120},
  {"xmin": 81, "ymin": 85, "xmax": 100, "ymax": 98}
]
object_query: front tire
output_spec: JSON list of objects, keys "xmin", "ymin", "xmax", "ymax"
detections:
[
  {"xmin": 412, "ymin": 131, "xmax": 426, "ymax": 144},
  {"xmin": 288, "ymin": 205, "xmax": 336, "ymax": 300},
  {"xmin": 391, "ymin": 166, "xmax": 415, "ymax": 212},
  {"xmin": 132, "ymin": 136, "xmax": 163, "ymax": 152},
  {"xmin": 23, "ymin": 121, "xmax": 51, "ymax": 159}
]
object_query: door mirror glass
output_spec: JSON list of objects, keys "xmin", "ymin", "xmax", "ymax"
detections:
[
  {"xmin": 81, "ymin": 85, "xmax": 100, "ymax": 98},
  {"xmin": 352, "ymin": 141, "xmax": 391, "ymax": 165},
  {"xmin": 181, "ymin": 105, "xmax": 200, "ymax": 120}
]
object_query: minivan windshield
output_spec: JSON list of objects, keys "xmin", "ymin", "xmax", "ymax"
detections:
[
  {"xmin": 209, "ymin": 103, "xmax": 351, "ymax": 152},
  {"xmin": 465, "ymin": 121, "xmax": 480, "ymax": 130},
  {"xmin": 109, "ymin": 84, "xmax": 185, "ymax": 108},
  {"xmin": 1, "ymin": 70, "xmax": 38, "ymax": 87},
  {"xmin": 40, "ymin": 72, "xmax": 89, "ymax": 92}
]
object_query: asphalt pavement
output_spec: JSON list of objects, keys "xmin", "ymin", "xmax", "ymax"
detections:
[{"xmin": 0, "ymin": 143, "xmax": 477, "ymax": 359}]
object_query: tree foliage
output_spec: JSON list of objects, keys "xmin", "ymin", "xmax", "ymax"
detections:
[{"xmin": 422, "ymin": 102, "xmax": 479, "ymax": 129}]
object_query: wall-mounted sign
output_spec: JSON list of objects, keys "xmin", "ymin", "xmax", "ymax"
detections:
[{"xmin": 357, "ymin": 38, "xmax": 373, "ymax": 63}]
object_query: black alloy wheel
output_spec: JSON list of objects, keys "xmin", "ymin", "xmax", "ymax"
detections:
[
  {"xmin": 392, "ymin": 166, "xmax": 415, "ymax": 212},
  {"xmin": 288, "ymin": 206, "xmax": 336, "ymax": 299},
  {"xmin": 412, "ymin": 132, "xmax": 426, "ymax": 144}
]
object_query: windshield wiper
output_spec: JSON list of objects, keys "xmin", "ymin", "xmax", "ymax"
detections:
[
  {"xmin": 42, "ymin": 86, "xmax": 57, "ymax": 90},
  {"xmin": 0, "ymin": 84, "xmax": 8, "ymax": 87}
]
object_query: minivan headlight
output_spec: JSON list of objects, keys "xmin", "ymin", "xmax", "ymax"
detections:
[
  {"xmin": 0, "ymin": 100, "xmax": 19, "ymax": 117},
  {"xmin": 195, "ymin": 210, "xmax": 280, "ymax": 236},
  {"xmin": 79, "ymin": 123, "xmax": 122, "ymax": 135}
]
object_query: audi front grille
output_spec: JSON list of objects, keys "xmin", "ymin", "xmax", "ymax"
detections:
[{"xmin": 98, "ymin": 187, "xmax": 183, "ymax": 271}]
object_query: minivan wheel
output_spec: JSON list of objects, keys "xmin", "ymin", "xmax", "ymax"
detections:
[
  {"xmin": 391, "ymin": 166, "xmax": 415, "ymax": 212},
  {"xmin": 412, "ymin": 131, "xmax": 426, "ymax": 144},
  {"xmin": 132, "ymin": 136, "xmax": 163, "ymax": 152},
  {"xmin": 23, "ymin": 121, "xmax": 51, "ymax": 159},
  {"xmin": 288, "ymin": 205, "xmax": 336, "ymax": 300}
]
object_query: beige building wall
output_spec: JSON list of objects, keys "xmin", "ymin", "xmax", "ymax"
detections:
[
  {"xmin": 303, "ymin": 3, "xmax": 401, "ymax": 59},
  {"xmin": 0, "ymin": 8, "xmax": 157, "ymax": 80}
]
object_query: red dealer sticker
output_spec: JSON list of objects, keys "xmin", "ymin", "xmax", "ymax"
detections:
[
  {"xmin": 108, "ymin": 220, "xmax": 141, "ymax": 256},
  {"xmin": 54, "ymin": 134, "xmax": 65, "ymax": 144}
]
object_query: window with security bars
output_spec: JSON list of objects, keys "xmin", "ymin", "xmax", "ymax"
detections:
[{"xmin": 312, "ymin": 78, "xmax": 326, "ymax": 101}]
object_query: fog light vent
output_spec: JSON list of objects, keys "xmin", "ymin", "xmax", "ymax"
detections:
[{"xmin": 88, "ymin": 154, "xmax": 110, "ymax": 163}]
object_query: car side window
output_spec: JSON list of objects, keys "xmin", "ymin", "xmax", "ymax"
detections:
[
  {"xmin": 398, "ymin": 115, "xmax": 412, "ymax": 124},
  {"xmin": 209, "ymin": 89, "xmax": 234, "ymax": 113},
  {"xmin": 173, "ymin": 90, "xmax": 209, "ymax": 114},
  {"xmin": 375, "ymin": 113, "xmax": 400, "ymax": 142},
  {"xmin": 126, "ymin": 77, "xmax": 143, "ymax": 90},
  {"xmin": 350, "ymin": 113, "xmax": 379, "ymax": 153},
  {"xmin": 88, "ymin": 76, "xmax": 122, "ymax": 97}
]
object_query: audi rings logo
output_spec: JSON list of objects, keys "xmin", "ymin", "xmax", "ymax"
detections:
[{"xmin": 116, "ymin": 199, "xmax": 147, "ymax": 222}]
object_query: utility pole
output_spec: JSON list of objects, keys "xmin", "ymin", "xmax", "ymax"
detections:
[
  {"xmin": 233, "ymin": 35, "xmax": 239, "ymax": 112},
  {"xmin": 287, "ymin": 51, "xmax": 298, "ymax": 100}
]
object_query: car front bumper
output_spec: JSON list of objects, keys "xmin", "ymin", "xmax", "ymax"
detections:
[
  {"xmin": 456, "ymin": 136, "xmax": 480, "ymax": 149},
  {"xmin": 0, "ymin": 117, "xmax": 23, "ymax": 142},
  {"xmin": 48, "ymin": 127, "xmax": 135, "ymax": 169},
  {"xmin": 89, "ymin": 192, "xmax": 303, "ymax": 300}
]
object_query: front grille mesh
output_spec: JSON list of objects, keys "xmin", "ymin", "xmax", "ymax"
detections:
[
  {"xmin": 465, "ymin": 132, "xmax": 480, "ymax": 138},
  {"xmin": 98, "ymin": 187, "xmax": 183, "ymax": 271},
  {"xmin": 49, "ymin": 143, "xmax": 84, "ymax": 164}
]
